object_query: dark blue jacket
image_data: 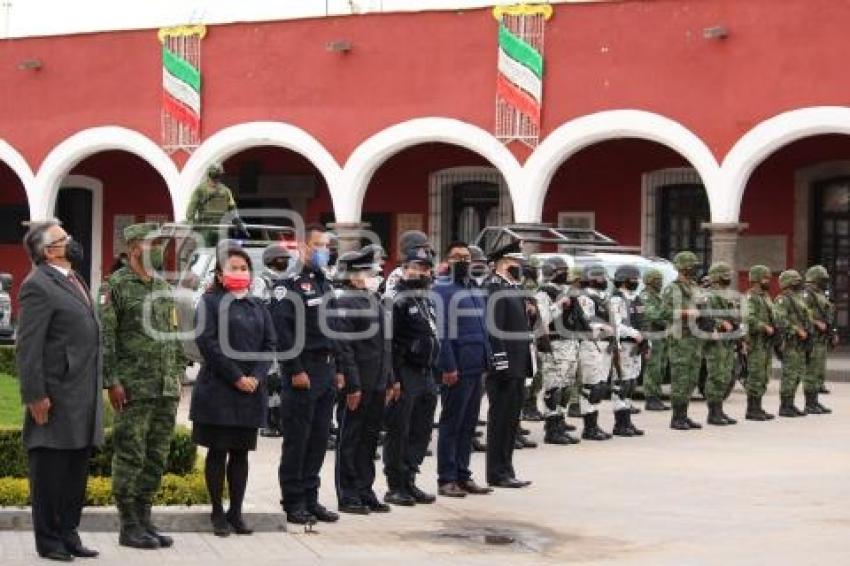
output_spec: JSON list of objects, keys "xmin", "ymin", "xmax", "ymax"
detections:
[{"xmin": 433, "ymin": 277, "xmax": 491, "ymax": 377}]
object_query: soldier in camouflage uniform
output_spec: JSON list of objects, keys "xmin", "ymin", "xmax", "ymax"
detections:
[
  {"xmin": 772, "ymin": 270, "xmax": 811, "ymax": 417},
  {"xmin": 100, "ymin": 223, "xmax": 184, "ymax": 549},
  {"xmin": 185, "ymin": 164, "xmax": 239, "ymax": 246},
  {"xmin": 521, "ymin": 260, "xmax": 545, "ymax": 423},
  {"xmin": 743, "ymin": 265, "xmax": 777, "ymax": 421},
  {"xmin": 535, "ymin": 257, "xmax": 581, "ymax": 445},
  {"xmin": 640, "ymin": 268, "xmax": 671, "ymax": 411},
  {"xmin": 609, "ymin": 265, "xmax": 645, "ymax": 437},
  {"xmin": 702, "ymin": 262, "xmax": 739, "ymax": 426},
  {"xmin": 662, "ymin": 251, "xmax": 704, "ymax": 431},
  {"xmin": 801, "ymin": 265, "xmax": 837, "ymax": 414}
]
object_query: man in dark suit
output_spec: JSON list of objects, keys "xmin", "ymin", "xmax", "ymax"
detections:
[
  {"xmin": 16, "ymin": 220, "xmax": 104, "ymax": 561},
  {"xmin": 485, "ymin": 242, "xmax": 533, "ymax": 489}
]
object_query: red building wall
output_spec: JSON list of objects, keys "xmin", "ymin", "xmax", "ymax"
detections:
[{"xmin": 0, "ymin": 165, "xmax": 30, "ymax": 311}]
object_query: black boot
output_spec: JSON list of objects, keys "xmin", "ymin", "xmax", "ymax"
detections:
[
  {"xmin": 581, "ymin": 412, "xmax": 612, "ymax": 441},
  {"xmin": 118, "ymin": 500, "xmax": 160, "ymax": 548},
  {"xmin": 556, "ymin": 414, "xmax": 577, "ymax": 433},
  {"xmin": 707, "ymin": 401, "xmax": 728, "ymax": 426},
  {"xmin": 745, "ymin": 395, "xmax": 766, "ymax": 421},
  {"xmin": 625, "ymin": 410, "xmax": 644, "ymax": 436},
  {"xmin": 804, "ymin": 391, "xmax": 826, "ymax": 415},
  {"xmin": 778, "ymin": 395, "xmax": 800, "ymax": 417},
  {"xmin": 683, "ymin": 403, "xmax": 702, "ymax": 429},
  {"xmin": 544, "ymin": 416, "xmax": 574, "ymax": 445},
  {"xmin": 645, "ymin": 396, "xmax": 670, "ymax": 411},
  {"xmin": 757, "ymin": 395, "xmax": 775, "ymax": 420},
  {"xmin": 670, "ymin": 404, "xmax": 690, "ymax": 430},
  {"xmin": 612, "ymin": 410, "xmax": 634, "ymax": 437},
  {"xmin": 719, "ymin": 402, "xmax": 737, "ymax": 425},
  {"xmin": 138, "ymin": 500, "xmax": 174, "ymax": 547}
]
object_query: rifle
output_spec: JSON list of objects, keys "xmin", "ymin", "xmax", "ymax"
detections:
[{"xmin": 808, "ymin": 289, "xmax": 840, "ymax": 348}]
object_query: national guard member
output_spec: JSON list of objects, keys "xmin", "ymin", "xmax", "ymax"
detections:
[
  {"xmin": 703, "ymin": 262, "xmax": 740, "ymax": 426},
  {"xmin": 576, "ymin": 264, "xmax": 614, "ymax": 441},
  {"xmin": 273, "ymin": 223, "xmax": 342, "ymax": 524},
  {"xmin": 640, "ymin": 268, "xmax": 671, "ymax": 411},
  {"xmin": 485, "ymin": 242, "xmax": 532, "ymax": 488},
  {"xmin": 185, "ymin": 164, "xmax": 243, "ymax": 246},
  {"xmin": 663, "ymin": 251, "xmax": 704, "ymax": 431},
  {"xmin": 744, "ymin": 265, "xmax": 777, "ymax": 421},
  {"xmin": 101, "ymin": 223, "xmax": 184, "ymax": 549},
  {"xmin": 535, "ymin": 257, "xmax": 581, "ymax": 445},
  {"xmin": 334, "ymin": 248, "xmax": 394, "ymax": 514},
  {"xmin": 802, "ymin": 265, "xmax": 837, "ymax": 414},
  {"xmin": 772, "ymin": 270, "xmax": 811, "ymax": 417},
  {"xmin": 384, "ymin": 247, "xmax": 440, "ymax": 505},
  {"xmin": 609, "ymin": 265, "xmax": 646, "ymax": 437}
]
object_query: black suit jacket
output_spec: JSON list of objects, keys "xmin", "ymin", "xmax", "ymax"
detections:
[
  {"xmin": 16, "ymin": 263, "xmax": 104, "ymax": 450},
  {"xmin": 486, "ymin": 275, "xmax": 532, "ymax": 380}
]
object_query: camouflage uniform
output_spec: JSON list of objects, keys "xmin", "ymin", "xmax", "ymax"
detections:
[
  {"xmin": 639, "ymin": 269, "xmax": 671, "ymax": 410},
  {"xmin": 184, "ymin": 164, "xmax": 238, "ymax": 247},
  {"xmin": 521, "ymin": 270, "xmax": 544, "ymax": 421},
  {"xmin": 662, "ymin": 251, "xmax": 704, "ymax": 430},
  {"xmin": 801, "ymin": 265, "xmax": 835, "ymax": 414},
  {"xmin": 100, "ymin": 223, "xmax": 184, "ymax": 548},
  {"xmin": 772, "ymin": 270, "xmax": 811, "ymax": 417},
  {"xmin": 702, "ymin": 262, "xmax": 739, "ymax": 425},
  {"xmin": 743, "ymin": 265, "xmax": 777, "ymax": 420}
]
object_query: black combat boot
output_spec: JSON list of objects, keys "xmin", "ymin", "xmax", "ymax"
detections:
[
  {"xmin": 778, "ymin": 395, "xmax": 800, "ymax": 417},
  {"xmin": 804, "ymin": 391, "xmax": 826, "ymax": 415},
  {"xmin": 645, "ymin": 396, "xmax": 670, "ymax": 411},
  {"xmin": 581, "ymin": 412, "xmax": 612, "ymax": 441},
  {"xmin": 758, "ymin": 396, "xmax": 775, "ymax": 420},
  {"xmin": 683, "ymin": 403, "xmax": 702, "ymax": 429},
  {"xmin": 544, "ymin": 416, "xmax": 574, "ymax": 445},
  {"xmin": 625, "ymin": 410, "xmax": 644, "ymax": 436},
  {"xmin": 719, "ymin": 402, "xmax": 737, "ymax": 425},
  {"xmin": 118, "ymin": 500, "xmax": 160, "ymax": 548},
  {"xmin": 745, "ymin": 395, "xmax": 766, "ymax": 421},
  {"xmin": 612, "ymin": 410, "xmax": 634, "ymax": 437},
  {"xmin": 707, "ymin": 401, "xmax": 728, "ymax": 426},
  {"xmin": 670, "ymin": 404, "xmax": 690, "ymax": 430},
  {"xmin": 556, "ymin": 414, "xmax": 577, "ymax": 433},
  {"xmin": 138, "ymin": 500, "xmax": 174, "ymax": 547}
]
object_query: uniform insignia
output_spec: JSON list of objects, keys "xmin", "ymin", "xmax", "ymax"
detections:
[
  {"xmin": 273, "ymin": 286, "xmax": 287, "ymax": 300},
  {"xmin": 307, "ymin": 297, "xmax": 322, "ymax": 307},
  {"xmin": 408, "ymin": 306, "xmax": 419, "ymax": 314}
]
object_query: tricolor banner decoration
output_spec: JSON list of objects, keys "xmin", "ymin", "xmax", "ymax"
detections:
[
  {"xmin": 158, "ymin": 25, "xmax": 206, "ymax": 153},
  {"xmin": 493, "ymin": 4, "xmax": 553, "ymax": 147}
]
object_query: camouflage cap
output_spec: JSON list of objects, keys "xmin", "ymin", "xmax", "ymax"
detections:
[
  {"xmin": 206, "ymin": 163, "xmax": 224, "ymax": 177},
  {"xmin": 805, "ymin": 264, "xmax": 829, "ymax": 283},
  {"xmin": 672, "ymin": 251, "xmax": 699, "ymax": 270},
  {"xmin": 123, "ymin": 222, "xmax": 159, "ymax": 244},
  {"xmin": 643, "ymin": 268, "xmax": 663, "ymax": 286},
  {"xmin": 749, "ymin": 264, "xmax": 771, "ymax": 283},
  {"xmin": 778, "ymin": 269, "xmax": 802, "ymax": 289},
  {"xmin": 707, "ymin": 261, "xmax": 733, "ymax": 282}
]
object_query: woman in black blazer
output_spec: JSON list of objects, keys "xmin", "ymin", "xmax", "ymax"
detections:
[{"xmin": 190, "ymin": 245, "xmax": 275, "ymax": 536}]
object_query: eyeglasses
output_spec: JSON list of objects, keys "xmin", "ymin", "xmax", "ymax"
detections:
[{"xmin": 45, "ymin": 235, "xmax": 72, "ymax": 248}]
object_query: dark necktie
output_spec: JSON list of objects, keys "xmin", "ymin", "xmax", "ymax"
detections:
[{"xmin": 67, "ymin": 272, "xmax": 91, "ymax": 306}]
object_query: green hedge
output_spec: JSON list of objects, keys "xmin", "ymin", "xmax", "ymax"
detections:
[
  {"xmin": 0, "ymin": 346, "xmax": 14, "ymax": 377},
  {"xmin": 0, "ymin": 472, "xmax": 209, "ymax": 507},
  {"xmin": 0, "ymin": 426, "xmax": 197, "ymax": 478}
]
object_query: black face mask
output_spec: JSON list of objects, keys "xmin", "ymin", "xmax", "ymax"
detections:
[
  {"xmin": 507, "ymin": 265, "xmax": 522, "ymax": 282},
  {"xmin": 406, "ymin": 275, "xmax": 430, "ymax": 290},
  {"xmin": 270, "ymin": 258, "xmax": 289, "ymax": 272},
  {"xmin": 760, "ymin": 282, "xmax": 771, "ymax": 291},
  {"xmin": 452, "ymin": 261, "xmax": 470, "ymax": 282},
  {"xmin": 591, "ymin": 280, "xmax": 607, "ymax": 291},
  {"xmin": 552, "ymin": 273, "xmax": 568, "ymax": 285},
  {"xmin": 65, "ymin": 240, "xmax": 85, "ymax": 268},
  {"xmin": 625, "ymin": 280, "xmax": 639, "ymax": 292},
  {"xmin": 719, "ymin": 277, "xmax": 732, "ymax": 287},
  {"xmin": 791, "ymin": 283, "xmax": 803, "ymax": 292},
  {"xmin": 818, "ymin": 280, "xmax": 829, "ymax": 291}
]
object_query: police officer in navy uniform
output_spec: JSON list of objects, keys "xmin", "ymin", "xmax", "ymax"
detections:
[
  {"xmin": 333, "ymin": 247, "xmax": 394, "ymax": 515},
  {"xmin": 485, "ymin": 242, "xmax": 533, "ymax": 489},
  {"xmin": 272, "ymin": 223, "xmax": 342, "ymax": 525},
  {"xmin": 383, "ymin": 247, "xmax": 440, "ymax": 506}
]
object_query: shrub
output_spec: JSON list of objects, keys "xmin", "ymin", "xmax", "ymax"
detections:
[{"xmin": 0, "ymin": 346, "xmax": 15, "ymax": 377}]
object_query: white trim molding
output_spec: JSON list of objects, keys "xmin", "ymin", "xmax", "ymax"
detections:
[
  {"xmin": 179, "ymin": 121, "xmax": 341, "ymax": 222},
  {"xmin": 34, "ymin": 126, "xmax": 179, "ymax": 220},
  {"xmin": 719, "ymin": 106, "xmax": 850, "ymax": 224},
  {"xmin": 522, "ymin": 109, "xmax": 721, "ymax": 224},
  {"xmin": 640, "ymin": 167, "xmax": 702, "ymax": 256},
  {"xmin": 341, "ymin": 117, "xmax": 522, "ymax": 224},
  {"xmin": 0, "ymin": 138, "xmax": 36, "ymax": 216},
  {"xmin": 792, "ymin": 160, "xmax": 850, "ymax": 270},
  {"xmin": 59, "ymin": 175, "xmax": 104, "ymax": 296}
]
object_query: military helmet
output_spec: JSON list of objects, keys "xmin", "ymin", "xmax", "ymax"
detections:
[
  {"xmin": 582, "ymin": 264, "xmax": 607, "ymax": 282},
  {"xmin": 541, "ymin": 256, "xmax": 568, "ymax": 279},
  {"xmin": 805, "ymin": 264, "xmax": 829, "ymax": 283},
  {"xmin": 749, "ymin": 264, "xmax": 771, "ymax": 283},
  {"xmin": 206, "ymin": 163, "xmax": 224, "ymax": 178},
  {"xmin": 707, "ymin": 261, "xmax": 733, "ymax": 283},
  {"xmin": 123, "ymin": 222, "xmax": 159, "ymax": 244},
  {"xmin": 469, "ymin": 245, "xmax": 486, "ymax": 263},
  {"xmin": 778, "ymin": 269, "xmax": 802, "ymax": 290},
  {"xmin": 672, "ymin": 251, "xmax": 699, "ymax": 270},
  {"xmin": 643, "ymin": 268, "xmax": 663, "ymax": 287},
  {"xmin": 613, "ymin": 265, "xmax": 640, "ymax": 283}
]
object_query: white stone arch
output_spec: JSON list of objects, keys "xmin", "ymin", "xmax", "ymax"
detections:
[
  {"xmin": 34, "ymin": 126, "xmax": 179, "ymax": 220},
  {"xmin": 340, "ymin": 117, "xmax": 523, "ymax": 223},
  {"xmin": 0, "ymin": 138, "xmax": 36, "ymax": 218},
  {"xmin": 719, "ymin": 106, "xmax": 850, "ymax": 223},
  {"xmin": 179, "ymin": 122, "xmax": 341, "ymax": 221},
  {"xmin": 522, "ymin": 109, "xmax": 721, "ymax": 223}
]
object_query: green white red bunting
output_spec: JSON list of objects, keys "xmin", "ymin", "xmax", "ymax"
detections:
[{"xmin": 158, "ymin": 25, "xmax": 206, "ymax": 152}]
